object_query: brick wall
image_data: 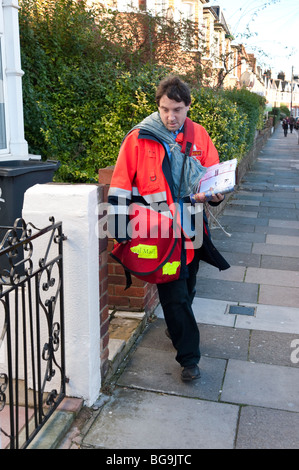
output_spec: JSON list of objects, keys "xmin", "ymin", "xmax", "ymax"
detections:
[{"xmin": 98, "ymin": 184, "xmax": 110, "ymax": 378}]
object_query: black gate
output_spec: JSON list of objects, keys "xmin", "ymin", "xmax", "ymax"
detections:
[{"xmin": 0, "ymin": 217, "xmax": 67, "ymax": 449}]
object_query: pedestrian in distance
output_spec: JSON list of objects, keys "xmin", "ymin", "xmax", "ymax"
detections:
[
  {"xmin": 108, "ymin": 76, "xmax": 230, "ymax": 382},
  {"xmin": 289, "ymin": 115, "xmax": 295, "ymax": 133},
  {"xmin": 282, "ymin": 118, "xmax": 288, "ymax": 137}
]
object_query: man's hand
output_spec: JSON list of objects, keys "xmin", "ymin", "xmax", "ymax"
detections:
[
  {"xmin": 193, "ymin": 189, "xmax": 224, "ymax": 204},
  {"xmin": 209, "ymin": 192, "xmax": 224, "ymax": 203}
]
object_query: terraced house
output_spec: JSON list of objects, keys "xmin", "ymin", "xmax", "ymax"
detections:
[{"xmin": 88, "ymin": 0, "xmax": 298, "ymax": 114}]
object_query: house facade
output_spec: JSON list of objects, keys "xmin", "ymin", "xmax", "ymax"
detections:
[
  {"xmin": 0, "ymin": 0, "xmax": 30, "ymax": 162},
  {"xmin": 92, "ymin": 0, "xmax": 299, "ymax": 115}
]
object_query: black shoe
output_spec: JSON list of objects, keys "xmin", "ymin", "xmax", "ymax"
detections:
[{"xmin": 181, "ymin": 365, "xmax": 200, "ymax": 382}]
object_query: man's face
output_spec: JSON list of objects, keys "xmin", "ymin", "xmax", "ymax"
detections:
[{"xmin": 158, "ymin": 95, "xmax": 190, "ymax": 132}]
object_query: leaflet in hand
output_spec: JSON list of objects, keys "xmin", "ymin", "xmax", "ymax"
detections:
[{"xmin": 197, "ymin": 158, "xmax": 237, "ymax": 197}]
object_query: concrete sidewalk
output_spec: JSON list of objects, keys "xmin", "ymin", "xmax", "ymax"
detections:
[{"xmin": 61, "ymin": 126, "xmax": 299, "ymax": 450}]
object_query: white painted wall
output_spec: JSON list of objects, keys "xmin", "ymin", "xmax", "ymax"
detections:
[{"xmin": 22, "ymin": 183, "xmax": 101, "ymax": 406}]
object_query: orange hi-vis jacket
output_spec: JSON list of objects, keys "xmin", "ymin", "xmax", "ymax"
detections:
[{"xmin": 108, "ymin": 117, "xmax": 229, "ymax": 280}]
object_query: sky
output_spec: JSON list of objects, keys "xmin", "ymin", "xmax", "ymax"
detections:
[{"xmin": 207, "ymin": 0, "xmax": 299, "ymax": 80}]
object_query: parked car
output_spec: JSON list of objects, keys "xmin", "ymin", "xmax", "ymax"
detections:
[{"xmin": 294, "ymin": 117, "xmax": 299, "ymax": 129}]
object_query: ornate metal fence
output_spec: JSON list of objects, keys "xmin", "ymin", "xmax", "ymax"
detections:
[{"xmin": 0, "ymin": 217, "xmax": 67, "ymax": 449}]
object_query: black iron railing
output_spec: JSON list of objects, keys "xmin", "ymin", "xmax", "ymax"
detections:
[{"xmin": 0, "ymin": 217, "xmax": 67, "ymax": 449}]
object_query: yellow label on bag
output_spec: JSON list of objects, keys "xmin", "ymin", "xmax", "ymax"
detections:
[
  {"xmin": 162, "ymin": 261, "xmax": 181, "ymax": 275},
  {"xmin": 130, "ymin": 244, "xmax": 158, "ymax": 259}
]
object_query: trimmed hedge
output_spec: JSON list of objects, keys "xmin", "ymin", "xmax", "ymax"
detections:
[{"xmin": 189, "ymin": 87, "xmax": 249, "ymax": 162}]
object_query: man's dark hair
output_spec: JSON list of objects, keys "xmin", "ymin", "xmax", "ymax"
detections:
[{"xmin": 155, "ymin": 75, "xmax": 191, "ymax": 107}]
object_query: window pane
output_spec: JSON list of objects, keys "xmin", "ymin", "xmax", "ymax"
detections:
[{"xmin": 0, "ymin": 40, "xmax": 6, "ymax": 150}]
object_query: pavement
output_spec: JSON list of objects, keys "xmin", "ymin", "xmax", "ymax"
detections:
[{"xmin": 57, "ymin": 126, "xmax": 299, "ymax": 451}]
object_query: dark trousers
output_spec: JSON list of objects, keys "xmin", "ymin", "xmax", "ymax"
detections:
[{"xmin": 157, "ymin": 248, "xmax": 201, "ymax": 367}]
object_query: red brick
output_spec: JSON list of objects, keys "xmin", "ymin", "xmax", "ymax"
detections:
[
  {"xmin": 101, "ymin": 346, "xmax": 109, "ymax": 363},
  {"xmin": 100, "ymin": 319, "xmax": 110, "ymax": 338},
  {"xmin": 108, "ymin": 284, "xmax": 115, "ymax": 296},
  {"xmin": 115, "ymin": 285, "xmax": 144, "ymax": 297},
  {"xmin": 113, "ymin": 264, "xmax": 127, "ymax": 275},
  {"xmin": 100, "ymin": 291, "xmax": 108, "ymax": 309},
  {"xmin": 109, "ymin": 295, "xmax": 130, "ymax": 308},
  {"xmin": 100, "ymin": 305, "xmax": 109, "ymax": 323},
  {"xmin": 98, "ymin": 166, "xmax": 115, "ymax": 185},
  {"xmin": 108, "ymin": 264, "xmax": 115, "ymax": 275},
  {"xmin": 101, "ymin": 331, "xmax": 109, "ymax": 349},
  {"xmin": 129, "ymin": 297, "xmax": 146, "ymax": 309},
  {"xmin": 100, "ymin": 276, "xmax": 108, "ymax": 294},
  {"xmin": 108, "ymin": 274, "xmax": 127, "ymax": 286},
  {"xmin": 99, "ymin": 265, "xmax": 108, "ymax": 281},
  {"xmin": 99, "ymin": 250, "xmax": 108, "ymax": 266}
]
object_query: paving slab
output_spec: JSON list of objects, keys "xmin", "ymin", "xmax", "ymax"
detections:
[
  {"xmin": 229, "ymin": 199, "xmax": 260, "ymax": 206},
  {"xmin": 220, "ymin": 251, "xmax": 261, "ymax": 268},
  {"xmin": 235, "ymin": 304, "xmax": 299, "ymax": 334},
  {"xmin": 269, "ymin": 219, "xmax": 299, "ymax": 229},
  {"xmin": 82, "ymin": 388, "xmax": 239, "ymax": 449},
  {"xmin": 223, "ymin": 208, "xmax": 258, "ymax": 218},
  {"xmin": 266, "ymin": 234, "xmax": 299, "ymax": 246},
  {"xmin": 259, "ymin": 284, "xmax": 299, "ymax": 308},
  {"xmin": 235, "ymin": 190, "xmax": 265, "ymax": 198},
  {"xmin": 135, "ymin": 318, "xmax": 174, "ymax": 351},
  {"xmin": 219, "ymin": 215, "xmax": 269, "ymax": 226},
  {"xmin": 212, "ymin": 223, "xmax": 255, "ymax": 234},
  {"xmin": 199, "ymin": 324, "xmax": 250, "ymax": 361},
  {"xmin": 116, "ymin": 347, "xmax": 227, "ymax": 401},
  {"xmin": 252, "ymin": 242, "xmax": 299, "ymax": 258},
  {"xmin": 212, "ymin": 238, "xmax": 253, "ymax": 254},
  {"xmin": 260, "ymin": 208, "xmax": 299, "ymax": 220},
  {"xmin": 236, "ymin": 406, "xmax": 299, "ymax": 449},
  {"xmin": 225, "ymin": 205, "xmax": 261, "ymax": 213},
  {"xmin": 260, "ymin": 201, "xmax": 296, "ymax": 209},
  {"xmin": 211, "ymin": 230, "xmax": 265, "ymax": 243},
  {"xmin": 249, "ymin": 330, "xmax": 299, "ymax": 368},
  {"xmin": 195, "ymin": 278, "xmax": 259, "ymax": 303},
  {"xmin": 260, "ymin": 255, "xmax": 299, "ymax": 272},
  {"xmin": 245, "ymin": 267, "xmax": 299, "ymax": 288},
  {"xmin": 221, "ymin": 359, "xmax": 299, "ymax": 412},
  {"xmin": 197, "ymin": 263, "xmax": 246, "ymax": 282},
  {"xmin": 191, "ymin": 297, "xmax": 237, "ymax": 327},
  {"xmin": 255, "ymin": 225, "xmax": 299, "ymax": 237}
]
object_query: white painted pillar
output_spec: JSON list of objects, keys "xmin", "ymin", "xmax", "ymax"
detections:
[
  {"xmin": 2, "ymin": 0, "xmax": 29, "ymax": 158},
  {"xmin": 22, "ymin": 184, "xmax": 101, "ymax": 406}
]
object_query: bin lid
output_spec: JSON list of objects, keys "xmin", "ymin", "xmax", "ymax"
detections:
[{"xmin": 0, "ymin": 160, "xmax": 60, "ymax": 176}]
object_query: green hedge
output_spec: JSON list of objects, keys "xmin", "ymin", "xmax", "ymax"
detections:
[
  {"xmin": 189, "ymin": 87, "xmax": 249, "ymax": 162},
  {"xmin": 19, "ymin": 0, "xmax": 266, "ymax": 183}
]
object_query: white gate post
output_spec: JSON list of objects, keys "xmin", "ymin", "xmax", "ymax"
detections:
[{"xmin": 22, "ymin": 183, "xmax": 101, "ymax": 406}]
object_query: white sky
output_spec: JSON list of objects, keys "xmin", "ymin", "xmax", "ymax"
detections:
[{"xmin": 207, "ymin": 0, "xmax": 299, "ymax": 80}]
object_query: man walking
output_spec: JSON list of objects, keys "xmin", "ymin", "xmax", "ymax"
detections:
[{"xmin": 108, "ymin": 76, "xmax": 229, "ymax": 382}]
